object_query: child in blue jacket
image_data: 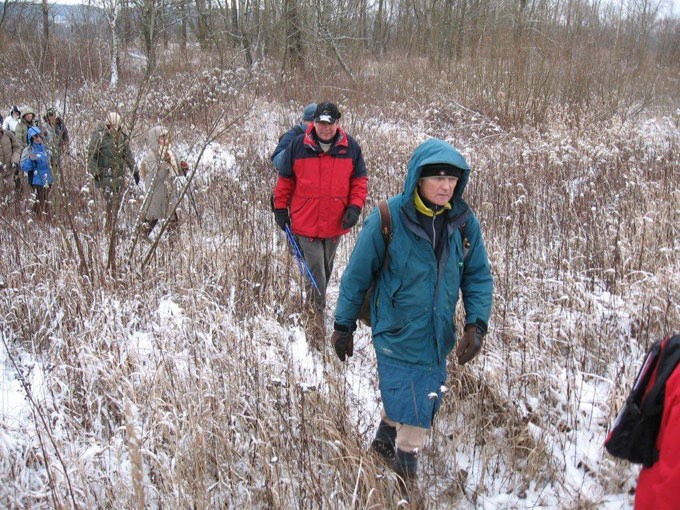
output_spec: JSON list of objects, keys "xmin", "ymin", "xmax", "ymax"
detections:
[{"xmin": 20, "ymin": 126, "xmax": 53, "ymax": 216}]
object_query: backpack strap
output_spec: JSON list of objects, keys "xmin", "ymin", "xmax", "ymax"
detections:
[
  {"xmin": 376, "ymin": 200, "xmax": 392, "ymax": 270},
  {"xmin": 459, "ymin": 223, "xmax": 470, "ymax": 259},
  {"xmin": 377, "ymin": 200, "xmax": 392, "ymax": 241},
  {"xmin": 452, "ymin": 208, "xmax": 471, "ymax": 259},
  {"xmin": 357, "ymin": 201, "xmax": 392, "ymax": 326}
]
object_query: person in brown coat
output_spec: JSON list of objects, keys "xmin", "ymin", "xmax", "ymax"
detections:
[
  {"xmin": 0, "ymin": 124, "xmax": 21, "ymax": 200},
  {"xmin": 138, "ymin": 126, "xmax": 188, "ymax": 240}
]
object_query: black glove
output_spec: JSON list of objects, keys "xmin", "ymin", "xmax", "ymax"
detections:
[
  {"xmin": 456, "ymin": 324, "xmax": 485, "ymax": 365},
  {"xmin": 273, "ymin": 208, "xmax": 290, "ymax": 231},
  {"xmin": 133, "ymin": 171, "xmax": 140, "ymax": 185},
  {"xmin": 332, "ymin": 326, "xmax": 354, "ymax": 361},
  {"xmin": 341, "ymin": 205, "xmax": 361, "ymax": 229}
]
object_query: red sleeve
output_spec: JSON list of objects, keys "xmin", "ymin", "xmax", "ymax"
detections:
[
  {"xmin": 273, "ymin": 175, "xmax": 295, "ymax": 209},
  {"xmin": 348, "ymin": 175, "xmax": 368, "ymax": 210}
]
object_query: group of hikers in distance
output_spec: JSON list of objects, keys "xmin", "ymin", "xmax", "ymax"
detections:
[
  {"xmin": 0, "ymin": 106, "xmax": 189, "ymax": 244},
  {"xmin": 1, "ymin": 105, "xmax": 68, "ymax": 216}
]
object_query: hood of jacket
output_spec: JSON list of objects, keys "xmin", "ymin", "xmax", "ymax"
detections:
[
  {"xmin": 400, "ymin": 138, "xmax": 470, "ymax": 214},
  {"xmin": 21, "ymin": 106, "xmax": 36, "ymax": 121},
  {"xmin": 27, "ymin": 126, "xmax": 42, "ymax": 141},
  {"xmin": 146, "ymin": 125, "xmax": 168, "ymax": 155}
]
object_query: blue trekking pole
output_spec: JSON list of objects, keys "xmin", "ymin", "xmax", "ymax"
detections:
[{"xmin": 284, "ymin": 225, "xmax": 320, "ymax": 294}]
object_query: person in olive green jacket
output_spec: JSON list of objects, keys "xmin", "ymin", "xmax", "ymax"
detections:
[
  {"xmin": 86, "ymin": 112, "xmax": 139, "ymax": 230},
  {"xmin": 14, "ymin": 106, "xmax": 38, "ymax": 193},
  {"xmin": 15, "ymin": 106, "xmax": 37, "ymax": 150}
]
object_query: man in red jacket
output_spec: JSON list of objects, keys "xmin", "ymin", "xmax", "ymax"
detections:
[
  {"xmin": 272, "ymin": 102, "xmax": 368, "ymax": 348},
  {"xmin": 635, "ymin": 363, "xmax": 680, "ymax": 509}
]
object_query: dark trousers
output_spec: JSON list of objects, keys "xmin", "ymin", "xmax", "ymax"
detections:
[
  {"xmin": 295, "ymin": 236, "xmax": 340, "ymax": 349},
  {"xmin": 295, "ymin": 236, "xmax": 340, "ymax": 313},
  {"xmin": 31, "ymin": 185, "xmax": 50, "ymax": 217}
]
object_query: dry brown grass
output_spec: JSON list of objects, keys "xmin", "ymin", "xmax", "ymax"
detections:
[{"xmin": 0, "ymin": 28, "xmax": 678, "ymax": 509}]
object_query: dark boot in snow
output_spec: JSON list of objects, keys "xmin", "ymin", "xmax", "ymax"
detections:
[
  {"xmin": 370, "ymin": 420, "xmax": 397, "ymax": 461},
  {"xmin": 394, "ymin": 448, "xmax": 418, "ymax": 502}
]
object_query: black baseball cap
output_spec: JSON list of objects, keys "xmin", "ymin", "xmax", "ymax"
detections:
[{"xmin": 314, "ymin": 102, "xmax": 341, "ymax": 123}]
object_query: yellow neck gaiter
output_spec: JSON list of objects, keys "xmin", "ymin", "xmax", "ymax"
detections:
[{"xmin": 414, "ymin": 191, "xmax": 451, "ymax": 217}]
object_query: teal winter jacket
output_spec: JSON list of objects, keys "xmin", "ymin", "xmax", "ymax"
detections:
[{"xmin": 334, "ymin": 138, "xmax": 493, "ymax": 427}]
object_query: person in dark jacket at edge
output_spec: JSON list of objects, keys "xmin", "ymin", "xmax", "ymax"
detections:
[
  {"xmin": 272, "ymin": 102, "xmax": 368, "ymax": 350},
  {"xmin": 331, "ymin": 138, "xmax": 493, "ymax": 500},
  {"xmin": 270, "ymin": 103, "xmax": 316, "ymax": 172}
]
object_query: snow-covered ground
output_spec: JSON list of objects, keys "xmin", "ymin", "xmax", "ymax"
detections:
[{"xmin": 1, "ymin": 98, "xmax": 678, "ymax": 508}]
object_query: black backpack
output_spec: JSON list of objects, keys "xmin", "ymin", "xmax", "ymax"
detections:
[
  {"xmin": 277, "ymin": 124, "xmax": 304, "ymax": 143},
  {"xmin": 604, "ymin": 334, "xmax": 680, "ymax": 467}
]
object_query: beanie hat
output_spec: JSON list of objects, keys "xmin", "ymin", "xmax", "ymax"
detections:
[
  {"xmin": 302, "ymin": 103, "xmax": 317, "ymax": 122},
  {"xmin": 11, "ymin": 106, "xmax": 20, "ymax": 115},
  {"xmin": 314, "ymin": 102, "xmax": 341, "ymax": 123},
  {"xmin": 106, "ymin": 112, "xmax": 122, "ymax": 129},
  {"xmin": 419, "ymin": 163, "xmax": 464, "ymax": 179}
]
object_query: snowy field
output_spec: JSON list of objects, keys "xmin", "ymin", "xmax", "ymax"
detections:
[{"xmin": 1, "ymin": 84, "xmax": 678, "ymax": 508}]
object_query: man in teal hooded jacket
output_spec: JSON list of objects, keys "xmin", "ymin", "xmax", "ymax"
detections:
[{"xmin": 332, "ymin": 138, "xmax": 493, "ymax": 490}]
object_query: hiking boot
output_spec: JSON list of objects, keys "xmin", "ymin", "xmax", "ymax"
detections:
[
  {"xmin": 370, "ymin": 420, "xmax": 397, "ymax": 461},
  {"xmin": 394, "ymin": 448, "xmax": 418, "ymax": 502}
]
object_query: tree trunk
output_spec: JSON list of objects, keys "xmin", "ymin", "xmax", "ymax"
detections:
[
  {"xmin": 283, "ymin": 0, "xmax": 304, "ymax": 73},
  {"xmin": 195, "ymin": 0, "xmax": 209, "ymax": 49},
  {"xmin": 40, "ymin": 0, "xmax": 49, "ymax": 74},
  {"xmin": 140, "ymin": 0, "xmax": 158, "ymax": 79},
  {"xmin": 179, "ymin": 0, "xmax": 187, "ymax": 52}
]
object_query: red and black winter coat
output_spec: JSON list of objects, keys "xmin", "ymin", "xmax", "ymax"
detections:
[
  {"xmin": 635, "ymin": 366, "xmax": 680, "ymax": 509},
  {"xmin": 273, "ymin": 125, "xmax": 368, "ymax": 239}
]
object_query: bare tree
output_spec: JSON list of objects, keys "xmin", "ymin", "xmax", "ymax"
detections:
[
  {"xmin": 195, "ymin": 0, "xmax": 210, "ymax": 49},
  {"xmin": 373, "ymin": 0, "xmax": 389, "ymax": 57},
  {"xmin": 0, "ymin": 0, "xmax": 19, "ymax": 33},
  {"xmin": 138, "ymin": 0, "xmax": 162, "ymax": 79},
  {"xmin": 40, "ymin": 0, "xmax": 49, "ymax": 74},
  {"xmin": 102, "ymin": 0, "xmax": 123, "ymax": 87},
  {"xmin": 283, "ymin": 0, "xmax": 305, "ymax": 72},
  {"xmin": 179, "ymin": 0, "xmax": 188, "ymax": 51}
]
